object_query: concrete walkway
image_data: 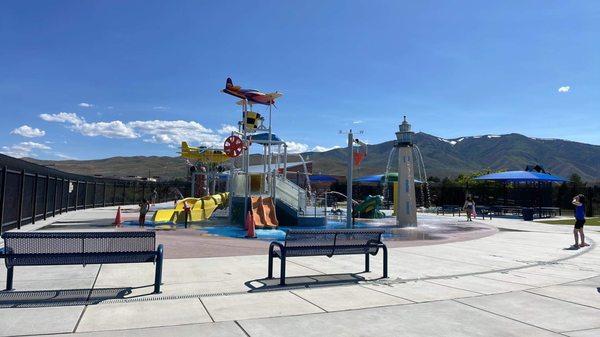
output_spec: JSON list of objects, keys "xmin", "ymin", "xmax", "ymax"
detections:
[{"xmin": 1, "ymin": 207, "xmax": 600, "ymax": 336}]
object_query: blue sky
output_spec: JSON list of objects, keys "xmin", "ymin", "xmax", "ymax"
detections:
[{"xmin": 1, "ymin": 1, "xmax": 599, "ymax": 160}]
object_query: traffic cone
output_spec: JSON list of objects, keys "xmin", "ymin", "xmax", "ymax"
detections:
[
  {"xmin": 244, "ymin": 211, "xmax": 250, "ymax": 230},
  {"xmin": 113, "ymin": 206, "xmax": 122, "ymax": 227},
  {"xmin": 245, "ymin": 211, "xmax": 256, "ymax": 238}
]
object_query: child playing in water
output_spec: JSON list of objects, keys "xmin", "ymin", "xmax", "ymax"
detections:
[
  {"xmin": 463, "ymin": 196, "xmax": 475, "ymax": 221},
  {"xmin": 571, "ymin": 194, "xmax": 588, "ymax": 249},
  {"xmin": 138, "ymin": 198, "xmax": 150, "ymax": 227}
]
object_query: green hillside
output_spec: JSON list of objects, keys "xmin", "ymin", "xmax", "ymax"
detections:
[{"xmin": 25, "ymin": 133, "xmax": 600, "ymax": 182}]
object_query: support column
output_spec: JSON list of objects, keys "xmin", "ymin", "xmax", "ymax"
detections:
[
  {"xmin": 346, "ymin": 131, "xmax": 353, "ymax": 228},
  {"xmin": 0, "ymin": 167, "xmax": 7, "ymax": 234},
  {"xmin": 17, "ymin": 170, "xmax": 25, "ymax": 229}
]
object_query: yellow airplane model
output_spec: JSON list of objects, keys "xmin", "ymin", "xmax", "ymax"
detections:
[{"xmin": 180, "ymin": 142, "xmax": 229, "ymax": 164}]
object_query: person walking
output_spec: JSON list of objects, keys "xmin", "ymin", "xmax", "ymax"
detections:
[
  {"xmin": 463, "ymin": 196, "xmax": 476, "ymax": 221},
  {"xmin": 571, "ymin": 194, "xmax": 588, "ymax": 249},
  {"xmin": 151, "ymin": 189, "xmax": 158, "ymax": 206},
  {"xmin": 138, "ymin": 198, "xmax": 150, "ymax": 227}
]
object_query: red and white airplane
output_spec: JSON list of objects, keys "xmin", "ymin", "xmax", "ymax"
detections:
[{"xmin": 222, "ymin": 78, "xmax": 282, "ymax": 106}]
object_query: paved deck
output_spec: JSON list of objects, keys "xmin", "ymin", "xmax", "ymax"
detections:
[{"xmin": 1, "ymin": 206, "xmax": 600, "ymax": 336}]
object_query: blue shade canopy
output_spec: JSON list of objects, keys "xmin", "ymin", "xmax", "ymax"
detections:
[
  {"xmin": 309, "ymin": 175, "xmax": 338, "ymax": 183},
  {"xmin": 247, "ymin": 133, "xmax": 283, "ymax": 144},
  {"xmin": 475, "ymin": 171, "xmax": 567, "ymax": 182},
  {"xmin": 354, "ymin": 174, "xmax": 384, "ymax": 183},
  {"xmin": 354, "ymin": 174, "xmax": 422, "ymax": 184}
]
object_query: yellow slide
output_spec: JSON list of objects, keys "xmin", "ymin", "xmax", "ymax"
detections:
[{"xmin": 152, "ymin": 192, "xmax": 229, "ymax": 224}]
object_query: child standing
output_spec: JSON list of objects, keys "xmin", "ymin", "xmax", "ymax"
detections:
[
  {"xmin": 139, "ymin": 198, "xmax": 150, "ymax": 227},
  {"xmin": 463, "ymin": 196, "xmax": 476, "ymax": 221},
  {"xmin": 571, "ymin": 194, "xmax": 588, "ymax": 249}
]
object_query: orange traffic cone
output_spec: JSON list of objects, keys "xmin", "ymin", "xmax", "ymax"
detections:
[
  {"xmin": 244, "ymin": 211, "xmax": 250, "ymax": 230},
  {"xmin": 113, "ymin": 206, "xmax": 122, "ymax": 227},
  {"xmin": 245, "ymin": 211, "xmax": 256, "ymax": 238}
]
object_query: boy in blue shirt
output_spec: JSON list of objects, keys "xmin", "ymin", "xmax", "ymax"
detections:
[{"xmin": 571, "ymin": 194, "xmax": 588, "ymax": 249}]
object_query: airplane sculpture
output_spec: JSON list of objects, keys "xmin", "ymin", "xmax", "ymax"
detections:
[
  {"xmin": 222, "ymin": 78, "xmax": 282, "ymax": 105},
  {"xmin": 180, "ymin": 142, "xmax": 229, "ymax": 164}
]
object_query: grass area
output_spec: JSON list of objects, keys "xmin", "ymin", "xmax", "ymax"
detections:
[{"xmin": 540, "ymin": 217, "xmax": 600, "ymax": 226}]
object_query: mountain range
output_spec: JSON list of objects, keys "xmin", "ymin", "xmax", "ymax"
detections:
[{"xmin": 25, "ymin": 133, "xmax": 600, "ymax": 182}]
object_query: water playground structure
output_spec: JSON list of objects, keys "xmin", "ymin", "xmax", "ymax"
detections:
[
  {"xmin": 151, "ymin": 77, "xmax": 424, "ymax": 231},
  {"xmin": 151, "ymin": 78, "xmax": 324, "ymax": 229},
  {"xmin": 352, "ymin": 195, "xmax": 385, "ymax": 219}
]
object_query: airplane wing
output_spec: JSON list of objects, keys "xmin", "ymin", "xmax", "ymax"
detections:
[{"xmin": 266, "ymin": 92, "xmax": 283, "ymax": 99}]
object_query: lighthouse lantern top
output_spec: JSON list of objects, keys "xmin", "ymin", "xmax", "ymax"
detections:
[{"xmin": 395, "ymin": 116, "xmax": 414, "ymax": 147}]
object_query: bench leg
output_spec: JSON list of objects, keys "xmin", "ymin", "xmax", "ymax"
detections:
[
  {"xmin": 6, "ymin": 267, "xmax": 14, "ymax": 291},
  {"xmin": 268, "ymin": 251, "xmax": 273, "ymax": 279},
  {"xmin": 280, "ymin": 256, "xmax": 286, "ymax": 286},
  {"xmin": 382, "ymin": 246, "xmax": 388, "ymax": 278},
  {"xmin": 154, "ymin": 245, "xmax": 164, "ymax": 294},
  {"xmin": 364, "ymin": 253, "xmax": 370, "ymax": 272}
]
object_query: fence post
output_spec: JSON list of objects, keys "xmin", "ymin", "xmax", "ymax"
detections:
[
  {"xmin": 92, "ymin": 181, "xmax": 97, "ymax": 208},
  {"xmin": 52, "ymin": 177, "xmax": 58, "ymax": 217},
  {"xmin": 75, "ymin": 180, "xmax": 79, "ymax": 210},
  {"xmin": 112, "ymin": 181, "xmax": 116, "ymax": 206},
  {"xmin": 62, "ymin": 179, "xmax": 68, "ymax": 214},
  {"xmin": 103, "ymin": 182, "xmax": 107, "ymax": 207},
  {"xmin": 83, "ymin": 181, "xmax": 88, "ymax": 210},
  {"xmin": 122, "ymin": 183, "xmax": 126, "ymax": 205},
  {"xmin": 17, "ymin": 170, "xmax": 25, "ymax": 229},
  {"xmin": 0, "ymin": 166, "xmax": 6, "ymax": 234},
  {"xmin": 43, "ymin": 174, "xmax": 49, "ymax": 220},
  {"xmin": 32, "ymin": 173, "xmax": 38, "ymax": 224}
]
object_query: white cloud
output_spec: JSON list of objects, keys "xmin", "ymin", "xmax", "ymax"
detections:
[
  {"xmin": 1, "ymin": 141, "xmax": 51, "ymax": 158},
  {"xmin": 10, "ymin": 125, "xmax": 46, "ymax": 138},
  {"xmin": 40, "ymin": 113, "xmax": 221, "ymax": 146},
  {"xmin": 558, "ymin": 86, "xmax": 570, "ymax": 93},
  {"xmin": 78, "ymin": 102, "xmax": 93, "ymax": 108},
  {"xmin": 152, "ymin": 106, "xmax": 170, "ymax": 110},
  {"xmin": 41, "ymin": 112, "xmax": 136, "ymax": 138},
  {"xmin": 40, "ymin": 112, "xmax": 138, "ymax": 138},
  {"xmin": 218, "ymin": 124, "xmax": 239, "ymax": 134},
  {"xmin": 107, "ymin": 106, "xmax": 115, "ymax": 110},
  {"xmin": 352, "ymin": 120, "xmax": 364, "ymax": 124},
  {"xmin": 78, "ymin": 120, "xmax": 138, "ymax": 138},
  {"xmin": 312, "ymin": 145, "xmax": 341, "ymax": 152},
  {"xmin": 285, "ymin": 141, "xmax": 310, "ymax": 154},
  {"xmin": 129, "ymin": 120, "xmax": 221, "ymax": 146},
  {"xmin": 40, "ymin": 112, "xmax": 84, "ymax": 124},
  {"xmin": 56, "ymin": 153, "xmax": 77, "ymax": 160}
]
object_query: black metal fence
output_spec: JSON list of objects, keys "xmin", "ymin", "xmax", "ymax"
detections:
[
  {"xmin": 335, "ymin": 180, "xmax": 598, "ymax": 217},
  {"xmin": 0, "ymin": 154, "xmax": 190, "ymax": 234},
  {"xmin": 427, "ymin": 183, "xmax": 598, "ymax": 217}
]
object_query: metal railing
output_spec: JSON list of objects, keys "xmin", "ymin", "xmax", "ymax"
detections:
[{"xmin": 274, "ymin": 176, "xmax": 307, "ymax": 212}]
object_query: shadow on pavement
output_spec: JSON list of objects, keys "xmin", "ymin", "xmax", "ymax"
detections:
[
  {"xmin": 245, "ymin": 273, "xmax": 370, "ymax": 292},
  {"xmin": 0, "ymin": 286, "xmax": 139, "ymax": 308}
]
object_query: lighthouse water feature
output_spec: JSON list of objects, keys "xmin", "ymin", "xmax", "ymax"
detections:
[{"xmin": 395, "ymin": 116, "xmax": 418, "ymax": 227}]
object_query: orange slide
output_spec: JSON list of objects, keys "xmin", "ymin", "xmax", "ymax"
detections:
[{"xmin": 250, "ymin": 196, "xmax": 279, "ymax": 228}]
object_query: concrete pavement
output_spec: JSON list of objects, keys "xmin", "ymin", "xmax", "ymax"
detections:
[{"xmin": 1, "ymin": 207, "xmax": 600, "ymax": 336}]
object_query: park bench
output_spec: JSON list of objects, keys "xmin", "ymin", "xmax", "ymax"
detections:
[
  {"xmin": 268, "ymin": 229, "xmax": 388, "ymax": 286},
  {"xmin": 436, "ymin": 205, "xmax": 461, "ymax": 216},
  {"xmin": 1, "ymin": 231, "xmax": 164, "ymax": 293}
]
